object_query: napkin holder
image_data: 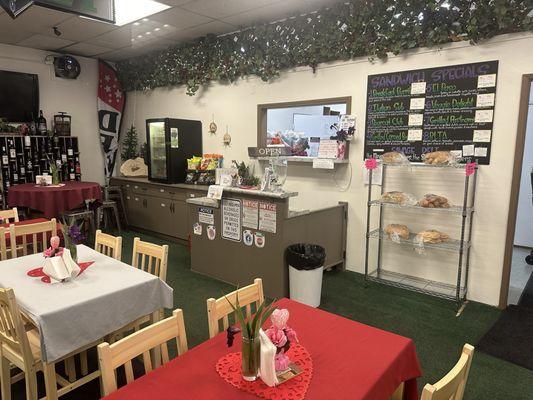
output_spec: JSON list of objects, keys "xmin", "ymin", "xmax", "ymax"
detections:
[
  {"xmin": 36, "ymin": 175, "xmax": 52, "ymax": 186},
  {"xmin": 259, "ymin": 329, "xmax": 279, "ymax": 387},
  {"xmin": 43, "ymin": 248, "xmax": 80, "ymax": 283}
]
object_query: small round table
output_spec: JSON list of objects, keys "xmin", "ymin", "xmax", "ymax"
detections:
[{"xmin": 8, "ymin": 181, "xmax": 102, "ymax": 219}]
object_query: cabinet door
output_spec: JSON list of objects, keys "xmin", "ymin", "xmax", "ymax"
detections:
[
  {"xmin": 171, "ymin": 200, "xmax": 188, "ymax": 240},
  {"xmin": 127, "ymin": 194, "xmax": 145, "ymax": 228}
]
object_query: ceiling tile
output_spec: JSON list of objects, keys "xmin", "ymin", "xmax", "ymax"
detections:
[
  {"xmin": 99, "ymin": 48, "xmax": 140, "ymax": 61},
  {"xmin": 0, "ymin": 5, "xmax": 72, "ymax": 34},
  {"xmin": 169, "ymin": 20, "xmax": 237, "ymax": 42},
  {"xmin": 148, "ymin": 6, "xmax": 213, "ymax": 29},
  {"xmin": 16, "ymin": 34, "xmax": 74, "ymax": 51},
  {"xmin": 0, "ymin": 26, "xmax": 34, "ymax": 44},
  {"xmin": 42, "ymin": 16, "xmax": 117, "ymax": 42},
  {"xmin": 87, "ymin": 26, "xmax": 139, "ymax": 48},
  {"xmin": 159, "ymin": 0, "xmax": 192, "ymax": 5},
  {"xmin": 61, "ymin": 42, "xmax": 114, "ymax": 57},
  {"xmin": 222, "ymin": 1, "xmax": 312, "ymax": 26},
  {"xmin": 180, "ymin": 0, "xmax": 283, "ymax": 19}
]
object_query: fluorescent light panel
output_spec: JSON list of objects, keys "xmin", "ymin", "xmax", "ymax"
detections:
[{"xmin": 114, "ymin": 0, "xmax": 170, "ymax": 26}]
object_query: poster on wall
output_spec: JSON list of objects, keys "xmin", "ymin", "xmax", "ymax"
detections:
[
  {"xmin": 242, "ymin": 199, "xmax": 259, "ymax": 229},
  {"xmin": 222, "ymin": 198, "xmax": 242, "ymax": 241},
  {"xmin": 364, "ymin": 60, "xmax": 498, "ymax": 165},
  {"xmin": 259, "ymin": 202, "xmax": 277, "ymax": 233}
]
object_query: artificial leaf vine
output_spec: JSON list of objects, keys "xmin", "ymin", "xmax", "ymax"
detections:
[{"xmin": 116, "ymin": 0, "xmax": 532, "ymax": 95}]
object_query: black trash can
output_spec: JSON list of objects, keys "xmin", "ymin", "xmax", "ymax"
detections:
[{"xmin": 286, "ymin": 244, "xmax": 326, "ymax": 307}]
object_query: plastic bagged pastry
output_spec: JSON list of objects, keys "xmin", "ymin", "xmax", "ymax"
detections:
[
  {"xmin": 413, "ymin": 229, "xmax": 450, "ymax": 255},
  {"xmin": 421, "ymin": 151, "xmax": 460, "ymax": 165},
  {"xmin": 417, "ymin": 194, "xmax": 451, "ymax": 208},
  {"xmin": 381, "ymin": 191, "xmax": 417, "ymax": 206},
  {"xmin": 385, "ymin": 224, "xmax": 410, "ymax": 243},
  {"xmin": 380, "ymin": 151, "xmax": 410, "ymax": 165}
]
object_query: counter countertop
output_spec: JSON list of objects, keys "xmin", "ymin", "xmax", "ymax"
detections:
[
  {"xmin": 113, "ymin": 176, "xmax": 298, "ymax": 199},
  {"xmin": 111, "ymin": 176, "xmax": 209, "ymax": 191}
]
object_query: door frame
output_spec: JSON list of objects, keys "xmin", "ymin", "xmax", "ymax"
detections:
[{"xmin": 500, "ymin": 74, "xmax": 533, "ymax": 309}]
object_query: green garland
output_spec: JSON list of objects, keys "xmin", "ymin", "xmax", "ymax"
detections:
[{"xmin": 116, "ymin": 0, "xmax": 532, "ymax": 95}]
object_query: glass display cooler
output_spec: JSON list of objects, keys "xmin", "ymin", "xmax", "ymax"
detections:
[{"xmin": 146, "ymin": 118, "xmax": 202, "ymax": 183}]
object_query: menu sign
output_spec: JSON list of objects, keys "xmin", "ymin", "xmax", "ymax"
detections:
[{"xmin": 364, "ymin": 61, "xmax": 498, "ymax": 165}]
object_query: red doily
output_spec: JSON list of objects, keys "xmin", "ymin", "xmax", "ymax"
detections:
[
  {"xmin": 216, "ymin": 343, "xmax": 313, "ymax": 400},
  {"xmin": 27, "ymin": 261, "xmax": 94, "ymax": 283}
]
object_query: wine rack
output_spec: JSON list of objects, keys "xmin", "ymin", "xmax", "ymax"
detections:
[{"xmin": 0, "ymin": 135, "xmax": 81, "ymax": 207}]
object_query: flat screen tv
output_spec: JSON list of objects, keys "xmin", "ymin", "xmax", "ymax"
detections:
[{"xmin": 0, "ymin": 70, "xmax": 39, "ymax": 123}]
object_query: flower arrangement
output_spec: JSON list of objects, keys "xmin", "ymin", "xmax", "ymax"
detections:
[
  {"xmin": 225, "ymin": 292, "xmax": 276, "ymax": 381},
  {"xmin": 265, "ymin": 309, "xmax": 299, "ymax": 371},
  {"xmin": 61, "ymin": 223, "xmax": 86, "ymax": 262}
]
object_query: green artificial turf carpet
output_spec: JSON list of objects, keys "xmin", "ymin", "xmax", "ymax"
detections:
[{"xmin": 11, "ymin": 229, "xmax": 533, "ymax": 399}]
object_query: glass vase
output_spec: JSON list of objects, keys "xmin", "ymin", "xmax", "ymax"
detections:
[
  {"xmin": 241, "ymin": 336, "xmax": 260, "ymax": 381},
  {"xmin": 68, "ymin": 245, "xmax": 78, "ymax": 263},
  {"xmin": 52, "ymin": 169, "xmax": 60, "ymax": 185}
]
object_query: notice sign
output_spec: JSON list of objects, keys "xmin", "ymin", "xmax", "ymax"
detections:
[
  {"xmin": 222, "ymin": 199, "xmax": 242, "ymax": 241},
  {"xmin": 364, "ymin": 60, "xmax": 498, "ymax": 165},
  {"xmin": 259, "ymin": 202, "xmax": 277, "ymax": 233},
  {"xmin": 198, "ymin": 207, "xmax": 214, "ymax": 225},
  {"xmin": 242, "ymin": 199, "xmax": 259, "ymax": 229}
]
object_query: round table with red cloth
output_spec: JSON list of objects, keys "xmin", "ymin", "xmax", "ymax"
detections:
[{"xmin": 8, "ymin": 182, "xmax": 102, "ymax": 219}]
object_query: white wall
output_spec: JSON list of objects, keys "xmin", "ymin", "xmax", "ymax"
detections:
[
  {"xmin": 0, "ymin": 44, "xmax": 105, "ymax": 184},
  {"xmin": 122, "ymin": 32, "xmax": 533, "ymax": 306},
  {"xmin": 514, "ymin": 83, "xmax": 533, "ymax": 247}
]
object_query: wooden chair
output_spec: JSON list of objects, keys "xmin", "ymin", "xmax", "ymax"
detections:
[
  {"xmin": 131, "ymin": 237, "xmax": 168, "ymax": 281},
  {"xmin": 207, "ymin": 278, "xmax": 264, "ymax": 339},
  {"xmin": 420, "ymin": 344, "xmax": 475, "ymax": 400},
  {"xmin": 0, "ymin": 228, "xmax": 7, "ymax": 261},
  {"xmin": 0, "ymin": 288, "xmax": 101, "ymax": 400},
  {"xmin": 8, "ymin": 218, "xmax": 57, "ymax": 258},
  {"xmin": 94, "ymin": 230, "xmax": 122, "ymax": 261},
  {"xmin": 0, "ymin": 208, "xmax": 19, "ymax": 224},
  {"xmin": 98, "ymin": 309, "xmax": 188, "ymax": 396}
]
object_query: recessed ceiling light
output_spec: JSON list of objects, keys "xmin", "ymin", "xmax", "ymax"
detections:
[
  {"xmin": 163, "ymin": 24, "xmax": 169, "ymax": 28},
  {"xmin": 138, "ymin": 35, "xmax": 143, "ymax": 38},
  {"xmin": 114, "ymin": 0, "xmax": 170, "ymax": 26},
  {"xmin": 154, "ymin": 27, "xmax": 160, "ymax": 31},
  {"xmin": 133, "ymin": 22, "xmax": 140, "ymax": 26},
  {"xmin": 146, "ymin": 31, "xmax": 151, "ymax": 35}
]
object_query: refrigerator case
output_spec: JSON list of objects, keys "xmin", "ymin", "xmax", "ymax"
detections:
[{"xmin": 146, "ymin": 118, "xmax": 202, "ymax": 183}]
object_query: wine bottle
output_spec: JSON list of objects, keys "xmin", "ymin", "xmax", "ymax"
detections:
[
  {"xmin": 29, "ymin": 113, "xmax": 37, "ymax": 136},
  {"xmin": 37, "ymin": 110, "xmax": 47, "ymax": 135}
]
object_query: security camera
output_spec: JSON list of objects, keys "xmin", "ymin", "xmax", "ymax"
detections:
[{"xmin": 53, "ymin": 26, "xmax": 62, "ymax": 36}]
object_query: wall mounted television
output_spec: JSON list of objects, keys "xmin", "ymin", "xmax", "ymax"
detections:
[{"xmin": 0, "ymin": 70, "xmax": 39, "ymax": 123}]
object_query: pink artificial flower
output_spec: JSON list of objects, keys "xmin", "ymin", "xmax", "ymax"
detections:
[
  {"xmin": 274, "ymin": 353, "xmax": 290, "ymax": 372},
  {"xmin": 50, "ymin": 236, "xmax": 60, "ymax": 249},
  {"xmin": 270, "ymin": 309, "xmax": 289, "ymax": 330},
  {"xmin": 43, "ymin": 248, "xmax": 54, "ymax": 258},
  {"xmin": 285, "ymin": 327, "xmax": 299, "ymax": 343},
  {"xmin": 266, "ymin": 327, "xmax": 287, "ymax": 348}
]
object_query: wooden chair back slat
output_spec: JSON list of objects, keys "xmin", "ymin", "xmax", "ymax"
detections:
[
  {"xmin": 206, "ymin": 278, "xmax": 264, "ymax": 338},
  {"xmin": 131, "ymin": 237, "xmax": 168, "ymax": 282},
  {"xmin": 94, "ymin": 230, "xmax": 122, "ymax": 261},
  {"xmin": 8, "ymin": 219, "xmax": 57, "ymax": 259},
  {"xmin": 98, "ymin": 309, "xmax": 188, "ymax": 396},
  {"xmin": 0, "ymin": 208, "xmax": 19, "ymax": 224},
  {"xmin": 421, "ymin": 344, "xmax": 475, "ymax": 400}
]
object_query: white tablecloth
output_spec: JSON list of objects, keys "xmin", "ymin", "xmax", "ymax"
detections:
[{"xmin": 0, "ymin": 245, "xmax": 173, "ymax": 362}]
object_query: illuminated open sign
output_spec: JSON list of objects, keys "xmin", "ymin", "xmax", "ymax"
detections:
[
  {"xmin": 248, "ymin": 146, "xmax": 292, "ymax": 158},
  {"xmin": 1, "ymin": 0, "xmax": 115, "ymax": 23}
]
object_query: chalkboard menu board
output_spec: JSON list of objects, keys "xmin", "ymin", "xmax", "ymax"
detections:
[{"xmin": 364, "ymin": 61, "xmax": 498, "ymax": 165}]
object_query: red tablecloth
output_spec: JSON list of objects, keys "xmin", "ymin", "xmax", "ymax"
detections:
[
  {"xmin": 8, "ymin": 182, "xmax": 102, "ymax": 219},
  {"xmin": 104, "ymin": 298, "xmax": 422, "ymax": 400}
]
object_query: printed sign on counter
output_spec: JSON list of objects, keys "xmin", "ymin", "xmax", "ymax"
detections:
[
  {"xmin": 198, "ymin": 207, "xmax": 214, "ymax": 225},
  {"xmin": 242, "ymin": 199, "xmax": 259, "ymax": 229},
  {"xmin": 222, "ymin": 198, "xmax": 242, "ymax": 241},
  {"xmin": 258, "ymin": 202, "xmax": 277, "ymax": 233},
  {"xmin": 317, "ymin": 139, "xmax": 338, "ymax": 159},
  {"xmin": 312, "ymin": 158, "xmax": 335, "ymax": 169},
  {"xmin": 207, "ymin": 185, "xmax": 224, "ymax": 200}
]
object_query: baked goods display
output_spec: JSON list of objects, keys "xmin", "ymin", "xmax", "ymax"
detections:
[
  {"xmin": 415, "ymin": 229, "xmax": 450, "ymax": 244},
  {"xmin": 380, "ymin": 191, "xmax": 416, "ymax": 205},
  {"xmin": 385, "ymin": 224, "xmax": 410, "ymax": 241},
  {"xmin": 380, "ymin": 151, "xmax": 409, "ymax": 164},
  {"xmin": 421, "ymin": 151, "xmax": 456, "ymax": 165},
  {"xmin": 417, "ymin": 194, "xmax": 451, "ymax": 208}
]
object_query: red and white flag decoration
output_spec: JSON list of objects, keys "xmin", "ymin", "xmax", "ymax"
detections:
[{"xmin": 98, "ymin": 61, "xmax": 126, "ymax": 180}]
